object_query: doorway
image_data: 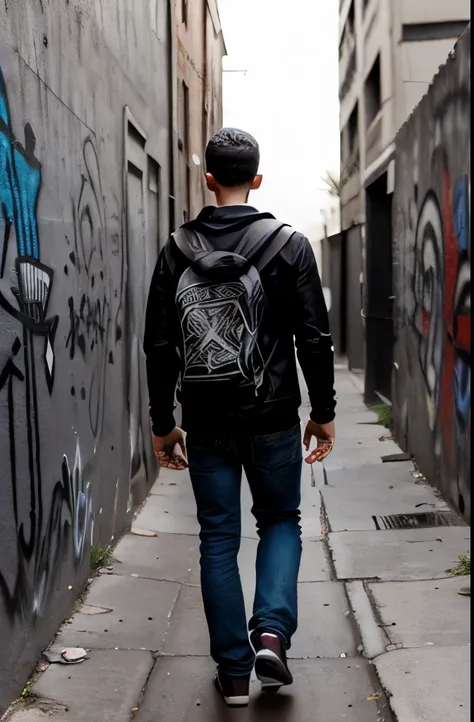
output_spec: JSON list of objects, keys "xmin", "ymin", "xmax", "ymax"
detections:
[{"xmin": 364, "ymin": 172, "xmax": 394, "ymax": 405}]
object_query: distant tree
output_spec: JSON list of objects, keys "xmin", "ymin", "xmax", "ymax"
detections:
[{"xmin": 321, "ymin": 170, "xmax": 341, "ymax": 197}]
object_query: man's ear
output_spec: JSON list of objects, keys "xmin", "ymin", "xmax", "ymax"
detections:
[
  {"xmin": 205, "ymin": 173, "xmax": 217, "ymax": 192},
  {"xmin": 251, "ymin": 174, "xmax": 263, "ymax": 191}
]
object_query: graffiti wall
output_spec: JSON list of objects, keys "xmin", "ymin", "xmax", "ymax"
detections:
[
  {"xmin": 0, "ymin": 0, "xmax": 172, "ymax": 711},
  {"xmin": 392, "ymin": 27, "xmax": 470, "ymax": 522}
]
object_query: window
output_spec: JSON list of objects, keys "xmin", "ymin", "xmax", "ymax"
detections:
[
  {"xmin": 348, "ymin": 102, "xmax": 359, "ymax": 156},
  {"xmin": 178, "ymin": 81, "xmax": 190, "ymax": 155},
  {"xmin": 340, "ymin": 130, "xmax": 346, "ymax": 163},
  {"xmin": 148, "ymin": 157, "xmax": 161, "ymax": 252},
  {"xmin": 202, "ymin": 105, "xmax": 208, "ymax": 161},
  {"xmin": 402, "ymin": 20, "xmax": 469, "ymax": 42},
  {"xmin": 183, "ymin": 82, "xmax": 190, "ymax": 154},
  {"xmin": 364, "ymin": 54, "xmax": 381, "ymax": 128},
  {"xmin": 178, "ymin": 81, "xmax": 191, "ymax": 222},
  {"xmin": 339, "ymin": 0, "xmax": 355, "ymax": 59},
  {"xmin": 185, "ymin": 165, "xmax": 191, "ymax": 223},
  {"xmin": 182, "ymin": 0, "xmax": 188, "ymax": 26},
  {"xmin": 347, "ymin": 0, "xmax": 355, "ymax": 33}
]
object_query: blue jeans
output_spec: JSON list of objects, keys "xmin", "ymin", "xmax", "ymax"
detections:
[{"xmin": 187, "ymin": 424, "xmax": 303, "ymax": 677}]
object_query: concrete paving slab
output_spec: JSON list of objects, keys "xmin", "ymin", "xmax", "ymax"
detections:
[
  {"xmin": 323, "ymin": 440, "xmax": 403, "ymax": 471},
  {"xmin": 325, "ymin": 461, "xmax": 415, "ymax": 487},
  {"xmin": 235, "ymin": 535, "xmax": 330, "ymax": 585},
  {"xmin": 134, "ymin": 490, "xmax": 200, "ymax": 535},
  {"xmin": 162, "ymin": 582, "xmax": 356, "ymax": 660},
  {"xmin": 322, "ymin": 463, "xmax": 448, "ymax": 532},
  {"xmin": 32, "ymin": 649, "xmax": 153, "ymax": 722},
  {"xmin": 333, "ymin": 419, "xmax": 384, "ymax": 437},
  {"xmin": 186, "ymin": 535, "xmax": 330, "ymax": 628},
  {"xmin": 135, "ymin": 656, "xmax": 383, "ymax": 722},
  {"xmin": 375, "ymin": 646, "xmax": 470, "ymax": 722},
  {"xmin": 113, "ymin": 532, "xmax": 198, "ymax": 583},
  {"xmin": 290, "ymin": 582, "xmax": 357, "ymax": 659},
  {"xmin": 146, "ymin": 453, "xmax": 323, "ymax": 540},
  {"xmin": 300, "ymin": 469, "xmax": 325, "ymax": 538},
  {"xmin": 187, "ymin": 534, "xmax": 329, "ymax": 605},
  {"xmin": 150, "ymin": 467, "xmax": 194, "ymax": 494},
  {"xmin": 58, "ymin": 574, "xmax": 180, "ymax": 651},
  {"xmin": 238, "ymin": 549, "xmax": 328, "ymax": 617},
  {"xmin": 333, "ymin": 401, "xmax": 375, "ymax": 418},
  {"xmin": 162, "ymin": 585, "xmax": 208, "ymax": 656},
  {"xmin": 299, "ymin": 538, "xmax": 331, "ymax": 582},
  {"xmin": 329, "ymin": 527, "xmax": 471, "ymax": 581},
  {"xmin": 369, "ymin": 577, "xmax": 471, "ymax": 648}
]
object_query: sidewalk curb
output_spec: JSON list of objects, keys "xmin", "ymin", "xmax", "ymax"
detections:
[{"xmin": 345, "ymin": 581, "xmax": 388, "ymax": 659}]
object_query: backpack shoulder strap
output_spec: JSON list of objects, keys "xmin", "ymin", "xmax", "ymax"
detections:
[
  {"xmin": 234, "ymin": 218, "xmax": 283, "ymax": 259},
  {"xmin": 172, "ymin": 227, "xmax": 211, "ymax": 263},
  {"xmin": 253, "ymin": 225, "xmax": 295, "ymax": 272},
  {"xmin": 235, "ymin": 219, "xmax": 295, "ymax": 271},
  {"xmin": 173, "ymin": 219, "xmax": 295, "ymax": 270}
]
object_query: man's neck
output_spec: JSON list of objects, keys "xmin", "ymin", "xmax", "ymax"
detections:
[{"xmin": 215, "ymin": 191, "xmax": 250, "ymax": 207}]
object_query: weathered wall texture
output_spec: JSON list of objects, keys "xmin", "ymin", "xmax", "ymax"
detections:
[
  {"xmin": 0, "ymin": 0, "xmax": 173, "ymax": 710},
  {"xmin": 392, "ymin": 27, "xmax": 470, "ymax": 522}
]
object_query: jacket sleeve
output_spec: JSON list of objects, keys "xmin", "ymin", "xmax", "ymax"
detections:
[
  {"xmin": 292, "ymin": 236, "xmax": 336, "ymax": 424},
  {"xmin": 143, "ymin": 243, "xmax": 181, "ymax": 437}
]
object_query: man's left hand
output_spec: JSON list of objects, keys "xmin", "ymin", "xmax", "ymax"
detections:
[
  {"xmin": 303, "ymin": 419, "xmax": 335, "ymax": 464},
  {"xmin": 153, "ymin": 427, "xmax": 188, "ymax": 470}
]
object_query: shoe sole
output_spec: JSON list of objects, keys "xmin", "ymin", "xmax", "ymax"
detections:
[
  {"xmin": 255, "ymin": 649, "xmax": 293, "ymax": 689},
  {"xmin": 213, "ymin": 675, "xmax": 249, "ymax": 707}
]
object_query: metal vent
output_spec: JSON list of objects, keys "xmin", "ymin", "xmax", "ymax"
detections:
[{"xmin": 372, "ymin": 511, "xmax": 465, "ymax": 531}]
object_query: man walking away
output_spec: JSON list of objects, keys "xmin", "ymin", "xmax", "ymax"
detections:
[{"xmin": 144, "ymin": 128, "xmax": 336, "ymax": 707}]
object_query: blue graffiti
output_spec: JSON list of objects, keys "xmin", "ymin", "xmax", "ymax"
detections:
[
  {"xmin": 453, "ymin": 175, "xmax": 469, "ymax": 254},
  {"xmin": 0, "ymin": 64, "xmax": 57, "ymax": 393},
  {"xmin": 454, "ymin": 355, "xmax": 470, "ymax": 436},
  {"xmin": 0, "ymin": 66, "xmax": 41, "ymax": 269},
  {"xmin": 452, "ymin": 175, "xmax": 470, "ymax": 440}
]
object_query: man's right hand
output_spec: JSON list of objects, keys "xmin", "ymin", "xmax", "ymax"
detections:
[
  {"xmin": 153, "ymin": 427, "xmax": 188, "ymax": 470},
  {"xmin": 303, "ymin": 419, "xmax": 335, "ymax": 464}
]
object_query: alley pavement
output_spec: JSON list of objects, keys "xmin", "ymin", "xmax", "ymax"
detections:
[{"xmin": 3, "ymin": 367, "xmax": 470, "ymax": 722}]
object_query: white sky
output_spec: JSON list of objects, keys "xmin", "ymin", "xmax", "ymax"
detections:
[{"xmin": 218, "ymin": 0, "xmax": 340, "ymax": 234}]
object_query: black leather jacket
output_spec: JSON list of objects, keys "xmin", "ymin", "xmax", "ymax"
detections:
[{"xmin": 144, "ymin": 205, "xmax": 336, "ymax": 437}]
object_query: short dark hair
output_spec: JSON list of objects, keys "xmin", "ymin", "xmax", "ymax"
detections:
[{"xmin": 205, "ymin": 128, "xmax": 260, "ymax": 187}]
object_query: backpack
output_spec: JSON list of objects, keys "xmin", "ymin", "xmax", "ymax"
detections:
[{"xmin": 172, "ymin": 218, "xmax": 294, "ymax": 402}]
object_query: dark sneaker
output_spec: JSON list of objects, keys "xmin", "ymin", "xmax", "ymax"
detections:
[
  {"xmin": 252, "ymin": 631, "xmax": 293, "ymax": 690},
  {"xmin": 214, "ymin": 672, "xmax": 250, "ymax": 707}
]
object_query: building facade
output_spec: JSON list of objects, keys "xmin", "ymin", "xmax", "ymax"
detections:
[
  {"xmin": 174, "ymin": 0, "xmax": 226, "ymax": 224},
  {"xmin": 339, "ymin": 0, "xmax": 470, "ymax": 231},
  {"xmin": 337, "ymin": 2, "xmax": 470, "ymax": 521},
  {"xmin": 336, "ymin": 0, "xmax": 470, "ymax": 393},
  {"xmin": 0, "ymin": 0, "xmax": 224, "ymax": 712}
]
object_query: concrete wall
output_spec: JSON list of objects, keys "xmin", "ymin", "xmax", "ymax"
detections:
[
  {"xmin": 392, "ymin": 27, "xmax": 470, "ymax": 522},
  {"xmin": 174, "ymin": 0, "xmax": 225, "ymax": 223},
  {"xmin": 0, "ymin": 0, "xmax": 173, "ymax": 711}
]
